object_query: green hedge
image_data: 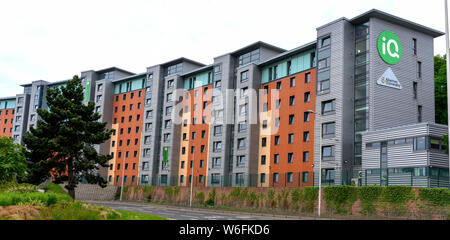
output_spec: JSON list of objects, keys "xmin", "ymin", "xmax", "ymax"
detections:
[
  {"xmin": 300, "ymin": 187, "xmax": 318, "ymax": 213},
  {"xmin": 323, "ymin": 186, "xmax": 358, "ymax": 215},
  {"xmin": 358, "ymin": 186, "xmax": 384, "ymax": 216},
  {"xmin": 418, "ymin": 188, "xmax": 450, "ymax": 207}
]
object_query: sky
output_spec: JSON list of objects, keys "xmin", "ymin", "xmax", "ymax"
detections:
[{"xmin": 0, "ymin": 0, "xmax": 448, "ymax": 97}]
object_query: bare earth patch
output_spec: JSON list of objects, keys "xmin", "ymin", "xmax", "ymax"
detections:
[{"xmin": 0, "ymin": 206, "xmax": 42, "ymax": 220}]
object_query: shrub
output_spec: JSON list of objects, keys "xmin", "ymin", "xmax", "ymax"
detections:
[
  {"xmin": 195, "ymin": 191, "xmax": 205, "ymax": 205},
  {"xmin": 358, "ymin": 186, "xmax": 384, "ymax": 216},
  {"xmin": 2, "ymin": 183, "xmax": 37, "ymax": 193},
  {"xmin": 142, "ymin": 186, "xmax": 155, "ymax": 202},
  {"xmin": 228, "ymin": 187, "xmax": 241, "ymax": 206},
  {"xmin": 240, "ymin": 188, "xmax": 248, "ymax": 207},
  {"xmin": 206, "ymin": 188, "xmax": 217, "ymax": 206},
  {"xmin": 381, "ymin": 186, "xmax": 415, "ymax": 217},
  {"xmin": 246, "ymin": 191, "xmax": 258, "ymax": 208},
  {"xmin": 267, "ymin": 189, "xmax": 276, "ymax": 209},
  {"xmin": 291, "ymin": 188, "xmax": 301, "ymax": 210},
  {"xmin": 323, "ymin": 186, "xmax": 358, "ymax": 215},
  {"xmin": 279, "ymin": 189, "xmax": 290, "ymax": 210},
  {"xmin": 300, "ymin": 187, "xmax": 318, "ymax": 213},
  {"xmin": 164, "ymin": 186, "xmax": 174, "ymax": 202}
]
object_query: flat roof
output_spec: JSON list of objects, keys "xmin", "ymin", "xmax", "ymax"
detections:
[
  {"xmin": 258, "ymin": 41, "xmax": 316, "ymax": 67},
  {"xmin": 95, "ymin": 67, "xmax": 135, "ymax": 75},
  {"xmin": 0, "ymin": 96, "xmax": 16, "ymax": 101},
  {"xmin": 47, "ymin": 79, "xmax": 70, "ymax": 86},
  {"xmin": 111, "ymin": 72, "xmax": 147, "ymax": 83},
  {"xmin": 351, "ymin": 9, "xmax": 444, "ymax": 38},
  {"xmin": 215, "ymin": 41, "xmax": 286, "ymax": 59},
  {"xmin": 318, "ymin": 9, "xmax": 444, "ymax": 38},
  {"xmin": 147, "ymin": 57, "xmax": 206, "ymax": 69}
]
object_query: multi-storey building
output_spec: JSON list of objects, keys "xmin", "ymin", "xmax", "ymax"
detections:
[
  {"xmin": 0, "ymin": 97, "xmax": 16, "ymax": 138},
  {"xmin": 3, "ymin": 9, "xmax": 447, "ymax": 188}
]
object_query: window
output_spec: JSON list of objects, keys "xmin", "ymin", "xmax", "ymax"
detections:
[
  {"xmin": 418, "ymin": 105, "xmax": 423, "ymax": 123},
  {"xmin": 318, "ymin": 71, "xmax": 330, "ymax": 93},
  {"xmin": 274, "ymin": 154, "xmax": 279, "ymax": 164},
  {"xmin": 201, "ymin": 130, "xmax": 206, "ymax": 138},
  {"xmin": 288, "ymin": 153, "xmax": 294, "ymax": 163},
  {"xmin": 413, "ymin": 38, "xmax": 417, "ymax": 55},
  {"xmin": 167, "ymin": 93, "xmax": 173, "ymax": 102},
  {"xmin": 289, "ymin": 96, "xmax": 295, "ymax": 106},
  {"xmin": 274, "ymin": 136, "xmax": 280, "ymax": 146},
  {"xmin": 260, "ymin": 173, "xmax": 266, "ymax": 183},
  {"xmin": 238, "ymin": 138, "xmax": 246, "ymax": 150},
  {"xmin": 200, "ymin": 160, "xmax": 204, "ymax": 168},
  {"xmin": 261, "ymin": 137, "xmax": 267, "ymax": 147},
  {"xmin": 275, "ymin": 118, "xmax": 280, "ymax": 127},
  {"xmin": 213, "ymin": 141, "xmax": 222, "ymax": 152},
  {"xmin": 321, "ymin": 36, "xmax": 331, "ymax": 48},
  {"xmin": 240, "ymin": 71, "xmax": 249, "ymax": 82},
  {"xmin": 290, "ymin": 77, "xmax": 295, "ymax": 87},
  {"xmin": 238, "ymin": 121, "xmax": 247, "ymax": 132},
  {"xmin": 276, "ymin": 99, "xmax": 281, "ymax": 109},
  {"xmin": 322, "ymin": 146, "xmax": 334, "ymax": 159},
  {"xmin": 146, "ymin": 110, "xmax": 153, "ymax": 119},
  {"xmin": 262, "ymin": 102, "xmax": 268, "ymax": 112},
  {"xmin": 305, "ymin": 73, "xmax": 311, "ymax": 83},
  {"xmin": 203, "ymin": 101, "xmax": 207, "ymax": 110},
  {"xmin": 212, "ymin": 157, "xmax": 221, "ymax": 168},
  {"xmin": 163, "ymin": 133, "xmax": 170, "ymax": 143},
  {"xmin": 240, "ymin": 104, "xmax": 248, "ymax": 116},
  {"xmin": 304, "ymin": 92, "xmax": 311, "ymax": 103},
  {"xmin": 214, "ymin": 125, "xmax": 223, "ymax": 136},
  {"xmin": 262, "ymin": 120, "xmax": 268, "ymax": 129},
  {"xmin": 303, "ymin": 152, "xmax": 309, "ymax": 162},
  {"xmin": 276, "ymin": 81, "xmax": 281, "ymax": 90},
  {"xmin": 414, "ymin": 137, "xmax": 426, "ymax": 151},
  {"xmin": 417, "ymin": 61, "xmax": 422, "ymax": 79},
  {"xmin": 302, "ymin": 172, "xmax": 309, "ymax": 183},
  {"xmin": 288, "ymin": 134, "xmax": 294, "ymax": 144},
  {"xmin": 215, "ymin": 80, "xmax": 222, "ymax": 88},
  {"xmin": 289, "ymin": 115, "xmax": 295, "ymax": 125},
  {"xmin": 167, "ymin": 80, "xmax": 174, "ymax": 89},
  {"xmin": 322, "ymin": 100, "xmax": 336, "ymax": 115},
  {"xmin": 413, "ymin": 82, "xmax": 418, "ymax": 99},
  {"xmin": 261, "ymin": 155, "xmax": 266, "ymax": 165},
  {"xmin": 237, "ymin": 156, "xmax": 245, "ymax": 167},
  {"xmin": 303, "ymin": 132, "xmax": 310, "ymax": 142},
  {"xmin": 240, "ymin": 87, "xmax": 248, "ymax": 98},
  {"xmin": 322, "ymin": 122, "xmax": 336, "ymax": 137},
  {"xmin": 166, "ymin": 106, "xmax": 172, "ymax": 116},
  {"xmin": 263, "ymin": 85, "xmax": 269, "ymax": 95},
  {"xmin": 164, "ymin": 120, "xmax": 172, "ymax": 129},
  {"xmin": 287, "ymin": 173, "xmax": 294, "ymax": 183},
  {"xmin": 304, "ymin": 112, "xmax": 310, "ymax": 122},
  {"xmin": 273, "ymin": 173, "xmax": 279, "ymax": 183}
]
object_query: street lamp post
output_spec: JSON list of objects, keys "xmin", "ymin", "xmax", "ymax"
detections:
[
  {"xmin": 183, "ymin": 139, "xmax": 194, "ymax": 208},
  {"xmin": 307, "ymin": 110, "xmax": 322, "ymax": 218},
  {"xmin": 119, "ymin": 150, "xmax": 125, "ymax": 202}
]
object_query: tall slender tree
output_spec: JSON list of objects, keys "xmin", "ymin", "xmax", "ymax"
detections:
[{"xmin": 23, "ymin": 75, "xmax": 112, "ymax": 198}]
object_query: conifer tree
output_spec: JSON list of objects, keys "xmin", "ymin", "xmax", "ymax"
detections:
[{"xmin": 23, "ymin": 75, "xmax": 112, "ymax": 198}]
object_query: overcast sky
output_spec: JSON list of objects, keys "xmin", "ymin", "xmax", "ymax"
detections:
[{"xmin": 0, "ymin": 0, "xmax": 447, "ymax": 97}]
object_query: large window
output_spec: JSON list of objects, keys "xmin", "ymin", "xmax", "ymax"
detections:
[
  {"xmin": 322, "ymin": 146, "xmax": 334, "ymax": 160},
  {"xmin": 212, "ymin": 157, "xmax": 221, "ymax": 169},
  {"xmin": 317, "ymin": 71, "xmax": 330, "ymax": 94},
  {"xmin": 322, "ymin": 122, "xmax": 336, "ymax": 138},
  {"xmin": 236, "ymin": 49, "xmax": 260, "ymax": 67},
  {"xmin": 322, "ymin": 100, "xmax": 336, "ymax": 115}
]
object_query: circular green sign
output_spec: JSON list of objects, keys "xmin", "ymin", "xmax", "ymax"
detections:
[{"xmin": 377, "ymin": 31, "xmax": 402, "ymax": 65}]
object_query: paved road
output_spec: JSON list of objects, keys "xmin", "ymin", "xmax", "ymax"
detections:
[{"xmin": 85, "ymin": 201, "xmax": 321, "ymax": 220}]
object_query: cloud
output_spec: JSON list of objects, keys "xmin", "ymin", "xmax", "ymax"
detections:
[{"xmin": 0, "ymin": 0, "xmax": 447, "ymax": 98}]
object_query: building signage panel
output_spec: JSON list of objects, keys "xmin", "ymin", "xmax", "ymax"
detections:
[
  {"xmin": 377, "ymin": 67, "xmax": 402, "ymax": 89},
  {"xmin": 377, "ymin": 31, "xmax": 402, "ymax": 65}
]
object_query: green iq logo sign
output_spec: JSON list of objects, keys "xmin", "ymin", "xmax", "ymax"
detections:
[{"xmin": 377, "ymin": 31, "xmax": 402, "ymax": 65}]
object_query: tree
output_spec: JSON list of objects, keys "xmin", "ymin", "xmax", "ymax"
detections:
[
  {"xmin": 435, "ymin": 55, "xmax": 447, "ymax": 125},
  {"xmin": 0, "ymin": 136, "xmax": 28, "ymax": 182},
  {"xmin": 23, "ymin": 75, "xmax": 112, "ymax": 198}
]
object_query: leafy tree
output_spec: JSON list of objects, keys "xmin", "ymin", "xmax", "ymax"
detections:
[
  {"xmin": 23, "ymin": 75, "xmax": 112, "ymax": 199},
  {"xmin": 0, "ymin": 136, "xmax": 28, "ymax": 182},
  {"xmin": 435, "ymin": 55, "xmax": 447, "ymax": 125}
]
